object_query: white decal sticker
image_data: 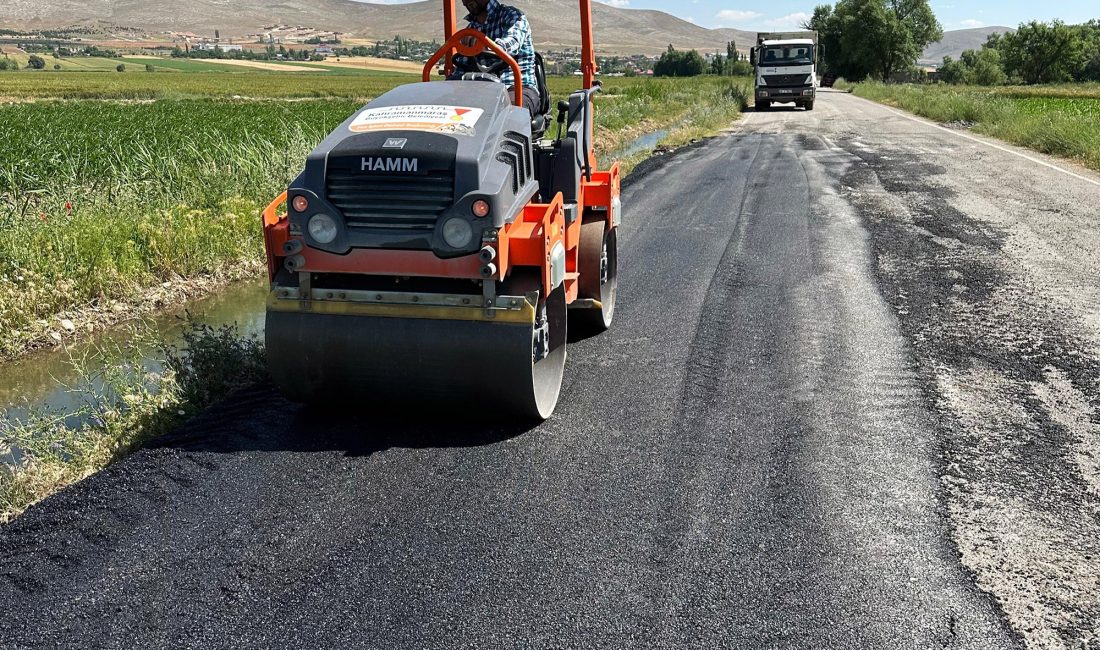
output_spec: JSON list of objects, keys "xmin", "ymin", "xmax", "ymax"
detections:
[{"xmin": 349, "ymin": 105, "xmax": 484, "ymax": 136}]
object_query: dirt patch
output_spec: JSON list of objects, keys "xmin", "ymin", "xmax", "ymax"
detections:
[
  {"xmin": 312, "ymin": 56, "xmax": 422, "ymax": 73},
  {"xmin": 183, "ymin": 59, "xmax": 322, "ymax": 73}
]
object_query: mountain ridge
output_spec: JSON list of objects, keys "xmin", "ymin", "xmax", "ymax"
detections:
[
  {"xmin": 0, "ymin": 0, "xmax": 758, "ymax": 55},
  {"xmin": 0, "ymin": 0, "xmax": 1006, "ymax": 60},
  {"xmin": 919, "ymin": 26, "xmax": 1015, "ymax": 65}
]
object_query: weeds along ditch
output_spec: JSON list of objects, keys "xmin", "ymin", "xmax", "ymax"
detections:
[
  {"xmin": 850, "ymin": 82, "xmax": 1100, "ymax": 172},
  {"xmin": 0, "ymin": 321, "xmax": 267, "ymax": 524}
]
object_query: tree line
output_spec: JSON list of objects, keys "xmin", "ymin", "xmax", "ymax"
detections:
[
  {"xmin": 808, "ymin": 0, "xmax": 1099, "ymax": 85},
  {"xmin": 939, "ymin": 20, "xmax": 1100, "ymax": 85},
  {"xmin": 654, "ymin": 41, "xmax": 752, "ymax": 77}
]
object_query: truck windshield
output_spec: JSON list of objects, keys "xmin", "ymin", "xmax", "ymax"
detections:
[{"xmin": 760, "ymin": 45, "xmax": 813, "ymax": 66}]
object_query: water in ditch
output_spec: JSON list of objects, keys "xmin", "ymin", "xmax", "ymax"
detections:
[
  {"xmin": 0, "ymin": 278, "xmax": 268, "ymax": 436},
  {"xmin": 612, "ymin": 128, "xmax": 670, "ymax": 160}
]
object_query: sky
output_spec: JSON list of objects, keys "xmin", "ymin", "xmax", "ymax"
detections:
[{"xmin": 357, "ymin": 1, "xmax": 1097, "ymax": 32}]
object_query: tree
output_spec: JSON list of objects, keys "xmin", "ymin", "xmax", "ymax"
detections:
[
  {"xmin": 653, "ymin": 46, "xmax": 706, "ymax": 77},
  {"xmin": 26, "ymin": 54, "xmax": 46, "ymax": 70},
  {"xmin": 805, "ymin": 4, "xmax": 842, "ymax": 73},
  {"xmin": 727, "ymin": 40, "xmax": 737, "ymax": 60},
  {"xmin": 939, "ymin": 47, "xmax": 1006, "ymax": 85},
  {"xmin": 1077, "ymin": 20, "xmax": 1100, "ymax": 81},
  {"xmin": 808, "ymin": 0, "xmax": 942, "ymax": 81},
  {"xmin": 145, "ymin": 63, "xmax": 156, "ymax": 72},
  {"xmin": 116, "ymin": 63, "xmax": 126, "ymax": 72},
  {"xmin": 938, "ymin": 55, "xmax": 964, "ymax": 84},
  {"xmin": 959, "ymin": 47, "xmax": 1006, "ymax": 85},
  {"xmin": 728, "ymin": 58, "xmax": 753, "ymax": 75},
  {"xmin": 996, "ymin": 21, "xmax": 1084, "ymax": 84},
  {"xmin": 53, "ymin": 63, "xmax": 61, "ymax": 70}
]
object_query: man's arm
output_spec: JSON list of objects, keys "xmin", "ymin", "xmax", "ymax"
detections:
[{"xmin": 494, "ymin": 13, "xmax": 531, "ymax": 55}]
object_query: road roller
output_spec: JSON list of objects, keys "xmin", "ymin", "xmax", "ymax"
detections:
[{"xmin": 261, "ymin": 0, "xmax": 621, "ymax": 419}]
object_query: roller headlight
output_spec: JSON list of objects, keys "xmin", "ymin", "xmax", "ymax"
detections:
[
  {"xmin": 308, "ymin": 213, "xmax": 338, "ymax": 244},
  {"xmin": 471, "ymin": 199, "xmax": 491, "ymax": 218},
  {"xmin": 442, "ymin": 218, "xmax": 473, "ymax": 249}
]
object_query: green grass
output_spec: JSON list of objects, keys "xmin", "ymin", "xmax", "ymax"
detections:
[
  {"xmin": 850, "ymin": 82, "xmax": 1100, "ymax": 171},
  {"xmin": 0, "ymin": 73, "xmax": 747, "ymax": 356}
]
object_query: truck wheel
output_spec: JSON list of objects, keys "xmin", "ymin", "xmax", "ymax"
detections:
[
  {"xmin": 573, "ymin": 216, "xmax": 618, "ymax": 334},
  {"xmin": 805, "ymin": 100, "xmax": 815, "ymax": 111},
  {"xmin": 757, "ymin": 101, "xmax": 770, "ymax": 111}
]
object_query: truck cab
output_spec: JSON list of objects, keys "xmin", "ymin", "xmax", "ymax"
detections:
[{"xmin": 750, "ymin": 32, "xmax": 819, "ymax": 111}]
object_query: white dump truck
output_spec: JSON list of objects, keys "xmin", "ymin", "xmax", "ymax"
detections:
[{"xmin": 750, "ymin": 32, "xmax": 819, "ymax": 111}]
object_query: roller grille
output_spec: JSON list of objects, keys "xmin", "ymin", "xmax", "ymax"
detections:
[{"xmin": 325, "ymin": 170, "xmax": 454, "ymax": 232}]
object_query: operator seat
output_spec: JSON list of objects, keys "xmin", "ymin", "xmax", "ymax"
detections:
[{"xmin": 531, "ymin": 52, "xmax": 552, "ymax": 138}]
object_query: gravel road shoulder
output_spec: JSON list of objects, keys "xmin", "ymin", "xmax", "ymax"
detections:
[{"xmin": 804, "ymin": 92, "xmax": 1100, "ymax": 649}]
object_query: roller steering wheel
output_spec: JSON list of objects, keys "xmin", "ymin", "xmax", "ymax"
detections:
[{"xmin": 456, "ymin": 52, "xmax": 511, "ymax": 81}]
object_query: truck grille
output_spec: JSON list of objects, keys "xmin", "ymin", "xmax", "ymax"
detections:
[
  {"xmin": 763, "ymin": 73, "xmax": 809, "ymax": 87},
  {"xmin": 325, "ymin": 170, "xmax": 454, "ymax": 232}
]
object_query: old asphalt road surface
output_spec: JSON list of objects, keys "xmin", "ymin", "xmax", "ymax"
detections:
[{"xmin": 10, "ymin": 88, "xmax": 1100, "ymax": 648}]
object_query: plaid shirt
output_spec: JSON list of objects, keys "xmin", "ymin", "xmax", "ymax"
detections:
[{"xmin": 459, "ymin": 0, "xmax": 537, "ymax": 88}]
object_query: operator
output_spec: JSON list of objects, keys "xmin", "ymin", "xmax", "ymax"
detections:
[{"xmin": 452, "ymin": 0, "xmax": 540, "ymax": 115}]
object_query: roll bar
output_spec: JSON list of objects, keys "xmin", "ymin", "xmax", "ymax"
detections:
[
  {"xmin": 422, "ymin": 28, "xmax": 525, "ymax": 106},
  {"xmin": 435, "ymin": 0, "xmax": 597, "ymax": 90}
]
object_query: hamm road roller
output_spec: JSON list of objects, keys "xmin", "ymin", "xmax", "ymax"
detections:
[{"xmin": 261, "ymin": 0, "xmax": 621, "ymax": 419}]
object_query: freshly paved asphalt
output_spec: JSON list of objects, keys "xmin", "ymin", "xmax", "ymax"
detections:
[{"xmin": 0, "ymin": 92, "xmax": 1023, "ymax": 649}]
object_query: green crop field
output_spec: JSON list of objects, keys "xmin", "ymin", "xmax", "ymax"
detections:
[
  {"xmin": 1011, "ymin": 96, "xmax": 1100, "ymax": 118},
  {"xmin": 1, "ymin": 53, "xmax": 140, "ymax": 72},
  {"xmin": 0, "ymin": 99, "xmax": 361, "ymax": 355},
  {"xmin": 849, "ymin": 82, "xmax": 1100, "ymax": 172},
  {"xmin": 965, "ymin": 83, "xmax": 1100, "ymax": 100},
  {"xmin": 0, "ymin": 70, "xmax": 748, "ymax": 357}
]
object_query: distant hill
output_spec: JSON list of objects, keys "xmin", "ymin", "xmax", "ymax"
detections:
[
  {"xmin": 920, "ymin": 26, "xmax": 1015, "ymax": 65},
  {"xmin": 0, "ymin": 0, "xmax": 759, "ymax": 55}
]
